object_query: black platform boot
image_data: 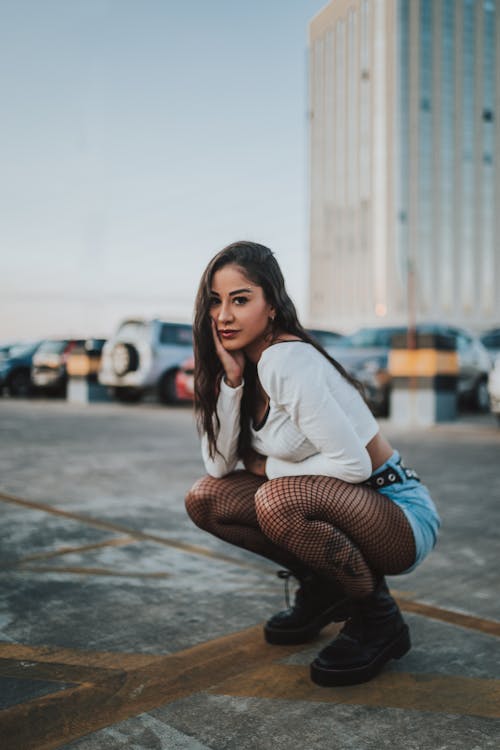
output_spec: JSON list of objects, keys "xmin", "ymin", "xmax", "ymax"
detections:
[
  {"xmin": 264, "ymin": 570, "xmax": 351, "ymax": 645},
  {"xmin": 310, "ymin": 578, "xmax": 411, "ymax": 686}
]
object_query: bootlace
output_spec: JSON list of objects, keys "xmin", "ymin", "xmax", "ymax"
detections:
[
  {"xmin": 277, "ymin": 569, "xmax": 294, "ymax": 608},
  {"xmin": 340, "ymin": 613, "xmax": 363, "ymax": 641}
]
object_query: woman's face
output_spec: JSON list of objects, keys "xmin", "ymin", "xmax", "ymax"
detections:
[{"xmin": 209, "ymin": 264, "xmax": 275, "ymax": 358}]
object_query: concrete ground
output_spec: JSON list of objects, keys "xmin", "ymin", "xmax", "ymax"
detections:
[{"xmin": 0, "ymin": 398, "xmax": 499, "ymax": 750}]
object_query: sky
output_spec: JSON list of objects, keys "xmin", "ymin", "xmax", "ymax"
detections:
[{"xmin": 0, "ymin": 0, "xmax": 328, "ymax": 342}]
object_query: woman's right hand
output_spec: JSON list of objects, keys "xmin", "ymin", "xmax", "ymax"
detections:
[{"xmin": 211, "ymin": 318, "xmax": 245, "ymax": 388}]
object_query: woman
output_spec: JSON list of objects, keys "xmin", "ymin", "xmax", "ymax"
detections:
[{"xmin": 185, "ymin": 241, "xmax": 440, "ymax": 686}]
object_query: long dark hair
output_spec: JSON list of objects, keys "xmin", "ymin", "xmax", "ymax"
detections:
[{"xmin": 193, "ymin": 241, "xmax": 363, "ymax": 459}]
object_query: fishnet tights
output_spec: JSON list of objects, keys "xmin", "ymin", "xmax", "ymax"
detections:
[
  {"xmin": 185, "ymin": 471, "xmax": 416, "ymax": 598},
  {"xmin": 185, "ymin": 471, "xmax": 307, "ymax": 573}
]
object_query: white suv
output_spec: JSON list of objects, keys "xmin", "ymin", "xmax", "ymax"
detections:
[{"xmin": 99, "ymin": 319, "xmax": 193, "ymax": 404}]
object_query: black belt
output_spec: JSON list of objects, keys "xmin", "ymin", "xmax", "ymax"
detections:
[{"xmin": 365, "ymin": 461, "xmax": 420, "ymax": 490}]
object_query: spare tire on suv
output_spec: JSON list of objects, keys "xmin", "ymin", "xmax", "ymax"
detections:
[
  {"xmin": 111, "ymin": 343, "xmax": 139, "ymax": 376},
  {"xmin": 98, "ymin": 319, "xmax": 193, "ymax": 405}
]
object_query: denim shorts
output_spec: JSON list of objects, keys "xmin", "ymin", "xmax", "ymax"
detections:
[{"xmin": 366, "ymin": 450, "xmax": 441, "ymax": 573}]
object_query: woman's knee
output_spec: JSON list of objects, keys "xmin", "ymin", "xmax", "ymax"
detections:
[
  {"xmin": 184, "ymin": 476, "xmax": 215, "ymax": 528},
  {"xmin": 184, "ymin": 491, "xmax": 204, "ymax": 527},
  {"xmin": 254, "ymin": 481, "xmax": 294, "ymax": 539}
]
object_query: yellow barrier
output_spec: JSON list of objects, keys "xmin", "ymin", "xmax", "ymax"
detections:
[
  {"xmin": 388, "ymin": 348, "xmax": 458, "ymax": 378},
  {"xmin": 387, "ymin": 332, "xmax": 458, "ymax": 424},
  {"xmin": 67, "ymin": 353, "xmax": 100, "ymax": 378}
]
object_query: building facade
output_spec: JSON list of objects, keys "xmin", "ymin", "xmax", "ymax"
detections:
[{"xmin": 308, "ymin": 0, "xmax": 500, "ymax": 332}]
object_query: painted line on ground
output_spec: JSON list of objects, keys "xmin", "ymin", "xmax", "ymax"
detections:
[
  {"xmin": 0, "ymin": 625, "xmax": 299, "ymax": 750},
  {"xmin": 0, "ymin": 490, "xmax": 269, "ymax": 572},
  {"xmin": 208, "ymin": 662, "xmax": 500, "ymax": 719},
  {"xmin": 1, "ymin": 490, "xmax": 498, "ymax": 639},
  {"xmin": 15, "ymin": 566, "xmax": 171, "ymax": 579},
  {"xmin": 398, "ymin": 598, "xmax": 500, "ymax": 637},
  {"xmin": 13, "ymin": 536, "xmax": 136, "ymax": 563},
  {"xmin": 1, "ymin": 621, "xmax": 499, "ymax": 750}
]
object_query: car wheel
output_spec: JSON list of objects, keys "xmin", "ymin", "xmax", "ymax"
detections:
[
  {"xmin": 7, "ymin": 369, "xmax": 32, "ymax": 397},
  {"xmin": 158, "ymin": 370, "xmax": 179, "ymax": 405},
  {"xmin": 113, "ymin": 387, "xmax": 142, "ymax": 403},
  {"xmin": 112, "ymin": 343, "xmax": 139, "ymax": 376},
  {"xmin": 473, "ymin": 379, "xmax": 490, "ymax": 412}
]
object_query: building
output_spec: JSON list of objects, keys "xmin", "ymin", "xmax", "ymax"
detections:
[{"xmin": 308, "ymin": 0, "xmax": 500, "ymax": 333}]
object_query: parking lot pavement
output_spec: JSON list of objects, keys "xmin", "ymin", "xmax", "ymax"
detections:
[{"xmin": 0, "ymin": 399, "xmax": 499, "ymax": 750}]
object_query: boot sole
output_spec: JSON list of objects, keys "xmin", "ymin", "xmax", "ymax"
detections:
[
  {"xmin": 264, "ymin": 599, "xmax": 350, "ymax": 646},
  {"xmin": 310, "ymin": 624, "xmax": 411, "ymax": 686}
]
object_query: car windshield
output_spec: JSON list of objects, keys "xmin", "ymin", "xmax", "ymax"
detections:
[
  {"xmin": 336, "ymin": 328, "xmax": 405, "ymax": 348},
  {"xmin": 159, "ymin": 324, "xmax": 193, "ymax": 345},
  {"xmin": 307, "ymin": 330, "xmax": 341, "ymax": 347},
  {"xmin": 481, "ymin": 331, "xmax": 500, "ymax": 349},
  {"xmin": 85, "ymin": 339, "xmax": 106, "ymax": 353},
  {"xmin": 37, "ymin": 340, "xmax": 68, "ymax": 354},
  {"xmin": 8, "ymin": 342, "xmax": 40, "ymax": 358}
]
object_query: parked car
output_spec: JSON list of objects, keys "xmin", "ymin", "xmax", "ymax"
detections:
[
  {"xmin": 0, "ymin": 342, "xmax": 15, "ymax": 360},
  {"xmin": 480, "ymin": 328, "xmax": 500, "ymax": 362},
  {"xmin": 84, "ymin": 337, "xmax": 107, "ymax": 357},
  {"xmin": 98, "ymin": 319, "xmax": 193, "ymax": 404},
  {"xmin": 307, "ymin": 328, "xmax": 343, "ymax": 348},
  {"xmin": 171, "ymin": 330, "xmax": 341, "ymax": 405},
  {"xmin": 0, "ymin": 341, "xmax": 42, "ymax": 397},
  {"xmin": 31, "ymin": 339, "xmax": 85, "ymax": 396},
  {"xmin": 175, "ymin": 355, "xmax": 195, "ymax": 402},
  {"xmin": 487, "ymin": 355, "xmax": 500, "ymax": 425},
  {"xmin": 326, "ymin": 324, "xmax": 492, "ymax": 416}
]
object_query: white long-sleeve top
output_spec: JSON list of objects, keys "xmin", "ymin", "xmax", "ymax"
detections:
[{"xmin": 201, "ymin": 341, "xmax": 379, "ymax": 483}]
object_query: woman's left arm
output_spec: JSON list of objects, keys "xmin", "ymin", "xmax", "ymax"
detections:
[{"xmin": 260, "ymin": 349, "xmax": 374, "ymax": 483}]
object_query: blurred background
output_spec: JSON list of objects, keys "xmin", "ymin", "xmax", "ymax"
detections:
[
  {"xmin": 1, "ymin": 0, "xmax": 324, "ymax": 341},
  {"xmin": 1, "ymin": 0, "xmax": 500, "ymax": 420}
]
